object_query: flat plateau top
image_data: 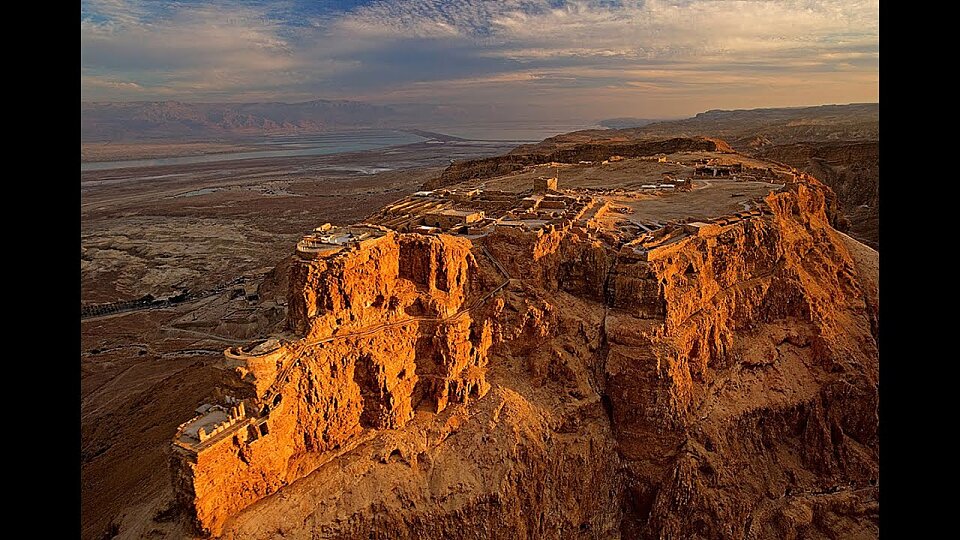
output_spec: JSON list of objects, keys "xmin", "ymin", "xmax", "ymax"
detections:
[
  {"xmin": 603, "ymin": 180, "xmax": 777, "ymax": 224},
  {"xmin": 470, "ymin": 151, "xmax": 774, "ymax": 194},
  {"xmin": 441, "ymin": 151, "xmax": 785, "ymax": 230}
]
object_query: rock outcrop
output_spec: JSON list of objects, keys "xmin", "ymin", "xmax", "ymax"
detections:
[
  {"xmin": 171, "ymin": 175, "xmax": 878, "ymax": 538},
  {"xmin": 462, "ymin": 179, "xmax": 878, "ymax": 538},
  {"xmin": 171, "ymin": 233, "xmax": 496, "ymax": 535},
  {"xmin": 602, "ymin": 181, "xmax": 878, "ymax": 538},
  {"xmin": 756, "ymin": 141, "xmax": 879, "ymax": 249}
]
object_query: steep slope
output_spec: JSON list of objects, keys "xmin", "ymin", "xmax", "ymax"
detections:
[
  {"xmin": 604, "ymin": 103, "xmax": 879, "ymax": 147},
  {"xmin": 756, "ymin": 141, "xmax": 879, "ymax": 249},
  {"xmin": 80, "ymin": 100, "xmax": 464, "ymax": 141},
  {"xmin": 603, "ymin": 181, "xmax": 878, "ymax": 538},
  {"xmin": 171, "ymin": 233, "xmax": 495, "ymax": 535}
]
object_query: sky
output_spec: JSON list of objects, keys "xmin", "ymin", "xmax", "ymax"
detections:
[{"xmin": 80, "ymin": 0, "xmax": 879, "ymax": 121}]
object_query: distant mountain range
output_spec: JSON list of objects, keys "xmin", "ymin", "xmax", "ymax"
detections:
[
  {"xmin": 80, "ymin": 100, "xmax": 469, "ymax": 141},
  {"xmin": 597, "ymin": 117, "xmax": 663, "ymax": 129},
  {"xmin": 603, "ymin": 103, "xmax": 879, "ymax": 148}
]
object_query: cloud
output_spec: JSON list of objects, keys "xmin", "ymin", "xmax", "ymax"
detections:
[
  {"xmin": 81, "ymin": 2, "xmax": 303, "ymax": 99},
  {"xmin": 81, "ymin": 75, "xmax": 143, "ymax": 90},
  {"xmin": 333, "ymin": 0, "xmax": 878, "ymax": 63},
  {"xmin": 80, "ymin": 0, "xmax": 879, "ymax": 118}
]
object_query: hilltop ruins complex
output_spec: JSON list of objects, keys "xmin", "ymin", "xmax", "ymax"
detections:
[{"xmin": 169, "ymin": 144, "xmax": 878, "ymax": 538}]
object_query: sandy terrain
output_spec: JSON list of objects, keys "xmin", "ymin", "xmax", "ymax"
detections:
[{"xmin": 468, "ymin": 151, "xmax": 776, "ymax": 192}]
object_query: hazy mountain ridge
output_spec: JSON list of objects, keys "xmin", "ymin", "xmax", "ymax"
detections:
[
  {"xmin": 609, "ymin": 103, "xmax": 879, "ymax": 147},
  {"xmin": 80, "ymin": 100, "xmax": 467, "ymax": 141},
  {"xmin": 598, "ymin": 117, "xmax": 663, "ymax": 129}
]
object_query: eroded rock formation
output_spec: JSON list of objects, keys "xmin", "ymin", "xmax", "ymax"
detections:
[
  {"xmin": 171, "ymin": 173, "xmax": 878, "ymax": 538},
  {"xmin": 756, "ymin": 141, "xmax": 879, "ymax": 249},
  {"xmin": 171, "ymin": 233, "xmax": 496, "ymax": 535},
  {"xmin": 602, "ymin": 182, "xmax": 878, "ymax": 538}
]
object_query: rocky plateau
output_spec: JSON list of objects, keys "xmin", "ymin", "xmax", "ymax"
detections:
[{"xmin": 164, "ymin": 142, "xmax": 878, "ymax": 539}]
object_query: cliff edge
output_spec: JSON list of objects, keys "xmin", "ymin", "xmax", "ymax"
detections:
[{"xmin": 169, "ymin": 144, "xmax": 878, "ymax": 539}]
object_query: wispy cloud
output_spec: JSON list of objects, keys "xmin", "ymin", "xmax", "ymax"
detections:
[
  {"xmin": 81, "ymin": 75, "xmax": 144, "ymax": 90},
  {"xmin": 80, "ymin": 0, "xmax": 879, "ymax": 119}
]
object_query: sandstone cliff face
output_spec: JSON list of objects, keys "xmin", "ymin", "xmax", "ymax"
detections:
[
  {"xmin": 417, "ymin": 179, "xmax": 876, "ymax": 539},
  {"xmin": 175, "ymin": 179, "xmax": 877, "ymax": 539},
  {"xmin": 599, "ymin": 182, "xmax": 878, "ymax": 538},
  {"xmin": 288, "ymin": 234, "xmax": 473, "ymax": 335},
  {"xmin": 173, "ymin": 233, "xmax": 496, "ymax": 536},
  {"xmin": 756, "ymin": 141, "xmax": 879, "ymax": 250}
]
